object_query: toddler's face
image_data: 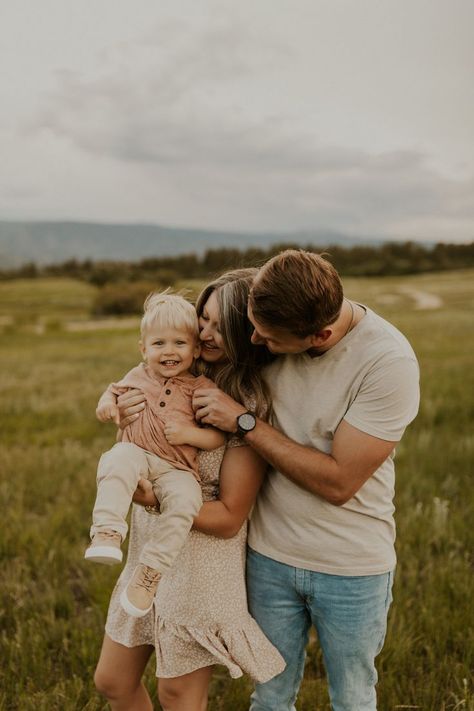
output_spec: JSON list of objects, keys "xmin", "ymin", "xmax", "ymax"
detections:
[{"xmin": 140, "ymin": 326, "xmax": 200, "ymax": 379}]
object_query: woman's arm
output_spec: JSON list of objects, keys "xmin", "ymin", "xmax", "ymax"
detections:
[
  {"xmin": 192, "ymin": 445, "xmax": 267, "ymax": 539},
  {"xmin": 131, "ymin": 445, "xmax": 267, "ymax": 537}
]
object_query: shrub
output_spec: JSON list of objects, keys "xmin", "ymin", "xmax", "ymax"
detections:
[{"xmin": 92, "ymin": 281, "xmax": 160, "ymax": 316}]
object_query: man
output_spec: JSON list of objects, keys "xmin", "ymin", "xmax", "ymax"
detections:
[{"xmin": 194, "ymin": 249, "xmax": 420, "ymax": 711}]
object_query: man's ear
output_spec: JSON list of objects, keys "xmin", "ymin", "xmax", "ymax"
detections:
[{"xmin": 309, "ymin": 329, "xmax": 332, "ymax": 347}]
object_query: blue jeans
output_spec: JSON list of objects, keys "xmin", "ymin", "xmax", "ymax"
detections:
[{"xmin": 246, "ymin": 547, "xmax": 394, "ymax": 711}]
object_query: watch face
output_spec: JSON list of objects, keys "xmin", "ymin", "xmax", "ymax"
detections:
[{"xmin": 238, "ymin": 412, "xmax": 256, "ymax": 432}]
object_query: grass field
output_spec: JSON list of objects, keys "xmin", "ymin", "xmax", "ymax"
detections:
[{"xmin": 0, "ymin": 270, "xmax": 473, "ymax": 710}]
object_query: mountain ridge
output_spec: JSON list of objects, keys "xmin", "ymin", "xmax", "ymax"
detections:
[{"xmin": 1, "ymin": 219, "xmax": 388, "ymax": 267}]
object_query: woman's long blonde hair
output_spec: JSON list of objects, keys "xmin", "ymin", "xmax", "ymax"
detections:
[{"xmin": 195, "ymin": 268, "xmax": 274, "ymax": 419}]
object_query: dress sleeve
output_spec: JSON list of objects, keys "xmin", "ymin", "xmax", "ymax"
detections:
[{"xmin": 226, "ymin": 434, "xmax": 247, "ymax": 449}]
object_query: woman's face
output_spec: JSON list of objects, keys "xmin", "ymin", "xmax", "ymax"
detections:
[{"xmin": 198, "ymin": 290, "xmax": 227, "ymax": 364}]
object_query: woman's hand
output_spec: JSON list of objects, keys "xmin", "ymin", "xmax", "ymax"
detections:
[
  {"xmin": 117, "ymin": 388, "xmax": 146, "ymax": 429},
  {"xmin": 132, "ymin": 478, "xmax": 159, "ymax": 508},
  {"xmin": 193, "ymin": 387, "xmax": 246, "ymax": 433}
]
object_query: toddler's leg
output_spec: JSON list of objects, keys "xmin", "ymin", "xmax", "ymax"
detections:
[
  {"xmin": 85, "ymin": 442, "xmax": 150, "ymax": 565},
  {"xmin": 120, "ymin": 467, "xmax": 202, "ymax": 617},
  {"xmin": 143, "ymin": 468, "xmax": 202, "ymax": 571}
]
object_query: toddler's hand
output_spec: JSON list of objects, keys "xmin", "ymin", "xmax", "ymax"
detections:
[
  {"xmin": 164, "ymin": 422, "xmax": 190, "ymax": 446},
  {"xmin": 96, "ymin": 402, "xmax": 120, "ymax": 425}
]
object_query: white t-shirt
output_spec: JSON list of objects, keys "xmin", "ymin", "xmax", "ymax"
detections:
[{"xmin": 248, "ymin": 306, "xmax": 420, "ymax": 576}]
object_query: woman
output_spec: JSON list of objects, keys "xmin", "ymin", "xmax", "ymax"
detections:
[{"xmin": 93, "ymin": 269, "xmax": 285, "ymax": 711}]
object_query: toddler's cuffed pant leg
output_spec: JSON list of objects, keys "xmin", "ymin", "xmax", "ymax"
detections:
[
  {"xmin": 139, "ymin": 469, "xmax": 202, "ymax": 573},
  {"xmin": 90, "ymin": 442, "xmax": 150, "ymax": 541}
]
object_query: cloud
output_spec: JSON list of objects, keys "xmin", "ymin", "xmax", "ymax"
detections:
[{"xmin": 26, "ymin": 17, "xmax": 474, "ymax": 240}]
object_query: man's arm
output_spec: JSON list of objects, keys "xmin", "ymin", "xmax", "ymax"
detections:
[
  {"xmin": 193, "ymin": 388, "xmax": 396, "ymax": 506},
  {"xmin": 244, "ymin": 418, "xmax": 395, "ymax": 505}
]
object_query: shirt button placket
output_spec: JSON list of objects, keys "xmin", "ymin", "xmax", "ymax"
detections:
[{"xmin": 160, "ymin": 385, "xmax": 172, "ymax": 408}]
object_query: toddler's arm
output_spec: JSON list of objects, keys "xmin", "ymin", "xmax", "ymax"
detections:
[
  {"xmin": 164, "ymin": 422, "xmax": 225, "ymax": 450},
  {"xmin": 96, "ymin": 387, "xmax": 120, "ymax": 425}
]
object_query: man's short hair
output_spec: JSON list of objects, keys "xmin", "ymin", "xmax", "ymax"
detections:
[{"xmin": 249, "ymin": 249, "xmax": 344, "ymax": 337}]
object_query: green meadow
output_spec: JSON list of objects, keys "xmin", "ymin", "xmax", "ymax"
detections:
[{"xmin": 0, "ymin": 270, "xmax": 473, "ymax": 710}]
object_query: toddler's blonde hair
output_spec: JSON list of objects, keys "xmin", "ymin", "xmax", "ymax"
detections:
[{"xmin": 141, "ymin": 291, "xmax": 199, "ymax": 339}]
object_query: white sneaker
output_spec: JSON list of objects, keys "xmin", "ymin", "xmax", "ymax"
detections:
[
  {"xmin": 120, "ymin": 564, "xmax": 161, "ymax": 617},
  {"xmin": 84, "ymin": 530, "xmax": 123, "ymax": 565}
]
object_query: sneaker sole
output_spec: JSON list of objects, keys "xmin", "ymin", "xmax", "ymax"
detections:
[
  {"xmin": 120, "ymin": 588, "xmax": 153, "ymax": 618},
  {"xmin": 84, "ymin": 545, "xmax": 123, "ymax": 565}
]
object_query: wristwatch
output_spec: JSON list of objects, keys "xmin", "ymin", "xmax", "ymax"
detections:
[{"xmin": 236, "ymin": 411, "xmax": 257, "ymax": 438}]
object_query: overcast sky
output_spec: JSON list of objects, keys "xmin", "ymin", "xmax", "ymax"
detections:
[{"xmin": 1, "ymin": 0, "xmax": 473, "ymax": 241}]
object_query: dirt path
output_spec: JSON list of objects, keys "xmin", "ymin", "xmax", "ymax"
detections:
[
  {"xmin": 398, "ymin": 287, "xmax": 443, "ymax": 310},
  {"xmin": 1, "ymin": 286, "xmax": 444, "ymax": 336},
  {"xmin": 0, "ymin": 315, "xmax": 140, "ymax": 334},
  {"xmin": 65, "ymin": 317, "xmax": 140, "ymax": 331}
]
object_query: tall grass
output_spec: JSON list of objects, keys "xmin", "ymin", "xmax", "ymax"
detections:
[{"xmin": 0, "ymin": 272, "xmax": 473, "ymax": 710}]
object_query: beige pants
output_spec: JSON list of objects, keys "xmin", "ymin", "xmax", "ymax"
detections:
[{"xmin": 90, "ymin": 442, "xmax": 202, "ymax": 573}]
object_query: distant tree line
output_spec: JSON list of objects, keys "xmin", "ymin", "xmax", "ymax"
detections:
[
  {"xmin": 2, "ymin": 240, "xmax": 473, "ymax": 283},
  {"xmin": 2, "ymin": 240, "xmax": 473, "ymax": 315}
]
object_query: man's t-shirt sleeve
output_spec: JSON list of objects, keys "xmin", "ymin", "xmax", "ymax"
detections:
[{"xmin": 343, "ymin": 356, "xmax": 420, "ymax": 442}]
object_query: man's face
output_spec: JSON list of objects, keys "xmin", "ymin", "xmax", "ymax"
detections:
[{"xmin": 247, "ymin": 303, "xmax": 315, "ymax": 354}]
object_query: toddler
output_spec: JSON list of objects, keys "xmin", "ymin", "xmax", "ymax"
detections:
[{"xmin": 85, "ymin": 292, "xmax": 224, "ymax": 617}]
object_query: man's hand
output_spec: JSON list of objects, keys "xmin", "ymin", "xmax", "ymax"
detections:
[
  {"xmin": 132, "ymin": 478, "xmax": 159, "ymax": 508},
  {"xmin": 117, "ymin": 388, "xmax": 146, "ymax": 429},
  {"xmin": 193, "ymin": 387, "xmax": 246, "ymax": 433},
  {"xmin": 164, "ymin": 422, "xmax": 192, "ymax": 446},
  {"xmin": 96, "ymin": 401, "xmax": 120, "ymax": 425}
]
